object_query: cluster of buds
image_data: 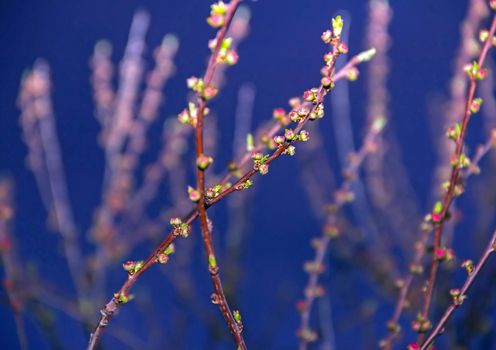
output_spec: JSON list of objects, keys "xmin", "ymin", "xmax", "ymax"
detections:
[
  {"xmin": 251, "ymin": 152, "xmax": 270, "ymax": 175},
  {"xmin": 122, "ymin": 260, "xmax": 144, "ymax": 277},
  {"xmin": 450, "ymin": 152, "xmax": 471, "ymax": 169},
  {"xmin": 205, "ymin": 183, "xmax": 231, "ymax": 199},
  {"xmin": 386, "ymin": 321, "xmax": 401, "ymax": 335},
  {"xmin": 479, "ymin": 29, "xmax": 496, "ymax": 46},
  {"xmin": 321, "ymin": 15, "xmax": 344, "ymax": 45},
  {"xmin": 235, "ymin": 179, "xmax": 253, "ymax": 191},
  {"xmin": 114, "ymin": 291, "xmax": 133, "ymax": 304},
  {"xmin": 409, "ymin": 263, "xmax": 424, "ymax": 275},
  {"xmin": 296, "ymin": 327, "xmax": 318, "ymax": 343},
  {"xmin": 170, "ymin": 217, "xmax": 191, "ymax": 238},
  {"xmin": 394, "ymin": 278, "xmax": 405, "ymax": 289},
  {"xmin": 334, "ymin": 188, "xmax": 355, "ymax": 204},
  {"xmin": 342, "ymin": 166, "xmax": 358, "ymax": 182},
  {"xmin": 461, "ymin": 259, "xmax": 474, "ymax": 274},
  {"xmin": 288, "ymin": 106, "xmax": 310, "ymax": 123},
  {"xmin": 470, "ymin": 97, "xmax": 483, "ymax": 114},
  {"xmin": 272, "ymin": 129, "xmax": 310, "ymax": 156},
  {"xmin": 209, "ymin": 37, "xmax": 239, "ymax": 65},
  {"xmin": 449, "ymin": 288, "xmax": 466, "ymax": 306},
  {"xmin": 441, "ymin": 180, "xmax": 464, "ymax": 197},
  {"xmin": 156, "ymin": 243, "xmax": 175, "ymax": 264},
  {"xmin": 188, "ymin": 186, "xmax": 201, "ymax": 202},
  {"xmin": 289, "ymin": 96, "xmax": 302, "ymax": 109},
  {"xmin": 446, "ymin": 122, "xmax": 461, "ymax": 140},
  {"xmin": 303, "ymin": 261, "xmax": 325, "ymax": 274},
  {"xmin": 430, "ymin": 201, "xmax": 444, "ymax": 223},
  {"xmin": 434, "ymin": 247, "xmax": 455, "ymax": 262},
  {"xmin": 324, "ymin": 223, "xmax": 340, "ymax": 238},
  {"xmin": 304, "ymin": 284, "xmax": 325, "ymax": 298},
  {"xmin": 411, "ymin": 314, "xmax": 432, "ymax": 333},
  {"xmin": 345, "ymin": 67, "xmax": 359, "ymax": 81},
  {"xmin": 309, "ymin": 103, "xmax": 325, "ymax": 120},
  {"xmin": 283, "ymin": 145, "xmax": 296, "ymax": 156},
  {"xmin": 196, "ymin": 153, "xmax": 214, "ymax": 170},
  {"xmin": 178, "ymin": 102, "xmax": 210, "ymax": 127},
  {"xmin": 303, "ymin": 88, "xmax": 319, "ymax": 104},
  {"xmin": 207, "ymin": 1, "xmax": 228, "ymax": 28},
  {"xmin": 187, "ymin": 76, "xmax": 218, "ymax": 100},
  {"xmin": 321, "ymin": 75, "xmax": 335, "ymax": 88},
  {"xmin": 464, "ymin": 61, "xmax": 488, "ymax": 80},
  {"xmin": 273, "ymin": 108, "xmax": 291, "ymax": 126}
]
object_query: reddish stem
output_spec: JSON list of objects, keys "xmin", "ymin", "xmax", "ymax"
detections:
[
  {"xmin": 88, "ymin": 14, "xmax": 369, "ymax": 350},
  {"xmin": 421, "ymin": 230, "xmax": 496, "ymax": 350},
  {"xmin": 417, "ymin": 13, "xmax": 496, "ymax": 345},
  {"xmin": 194, "ymin": 0, "xmax": 246, "ymax": 347}
]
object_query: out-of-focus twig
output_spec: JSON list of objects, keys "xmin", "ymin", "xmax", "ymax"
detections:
[
  {"xmin": 297, "ymin": 117, "xmax": 386, "ymax": 349},
  {"xmin": 0, "ymin": 179, "xmax": 28, "ymax": 350},
  {"xmin": 18, "ymin": 61, "xmax": 87, "ymax": 312}
]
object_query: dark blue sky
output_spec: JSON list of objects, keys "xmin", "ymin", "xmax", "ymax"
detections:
[{"xmin": 2, "ymin": 1, "xmax": 496, "ymax": 349}]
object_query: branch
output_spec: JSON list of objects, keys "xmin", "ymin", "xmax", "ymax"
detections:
[
  {"xmin": 192, "ymin": 0, "xmax": 246, "ymax": 347},
  {"xmin": 420, "ymin": 230, "xmax": 496, "ymax": 350},
  {"xmin": 88, "ymin": 13, "xmax": 376, "ymax": 349},
  {"xmin": 417, "ymin": 13, "xmax": 496, "ymax": 345},
  {"xmin": 381, "ymin": 130, "xmax": 496, "ymax": 349},
  {"xmin": 297, "ymin": 117, "xmax": 386, "ymax": 349},
  {"xmin": 0, "ymin": 179, "xmax": 28, "ymax": 350}
]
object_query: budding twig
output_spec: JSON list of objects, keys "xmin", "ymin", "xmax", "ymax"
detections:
[
  {"xmin": 192, "ymin": 0, "xmax": 246, "ymax": 347},
  {"xmin": 298, "ymin": 116, "xmax": 386, "ymax": 349},
  {"xmin": 417, "ymin": 11, "xmax": 496, "ymax": 345},
  {"xmin": 420, "ymin": 230, "xmax": 496, "ymax": 350},
  {"xmin": 382, "ymin": 129, "xmax": 496, "ymax": 349},
  {"xmin": 88, "ymin": 11, "xmax": 375, "ymax": 349}
]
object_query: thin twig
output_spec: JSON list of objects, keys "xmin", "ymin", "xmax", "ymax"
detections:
[
  {"xmin": 0, "ymin": 179, "xmax": 28, "ymax": 350},
  {"xmin": 297, "ymin": 117, "xmax": 386, "ymax": 349}
]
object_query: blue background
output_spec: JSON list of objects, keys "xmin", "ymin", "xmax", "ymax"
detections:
[{"xmin": 1, "ymin": 0, "xmax": 496, "ymax": 349}]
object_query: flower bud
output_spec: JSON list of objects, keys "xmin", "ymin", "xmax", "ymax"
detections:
[
  {"xmin": 284, "ymin": 129, "xmax": 295, "ymax": 141},
  {"xmin": 196, "ymin": 154, "xmax": 213, "ymax": 170},
  {"xmin": 207, "ymin": 13, "xmax": 224, "ymax": 28},
  {"xmin": 470, "ymin": 97, "xmax": 483, "ymax": 113},
  {"xmin": 321, "ymin": 76, "xmax": 334, "ymax": 88},
  {"xmin": 332, "ymin": 15, "xmax": 344, "ymax": 37},
  {"xmin": 299, "ymin": 130, "xmax": 310, "ymax": 142},
  {"xmin": 338, "ymin": 42, "xmax": 349, "ymax": 54},
  {"xmin": 258, "ymin": 163, "xmax": 269, "ymax": 175},
  {"xmin": 303, "ymin": 90, "xmax": 316, "ymax": 102},
  {"xmin": 321, "ymin": 30, "xmax": 332, "ymax": 43},
  {"xmin": 188, "ymin": 186, "xmax": 201, "ymax": 202},
  {"xmin": 273, "ymin": 135, "xmax": 285, "ymax": 145}
]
